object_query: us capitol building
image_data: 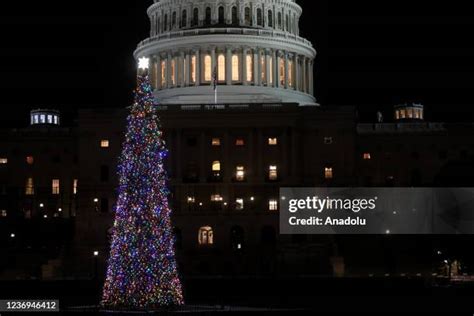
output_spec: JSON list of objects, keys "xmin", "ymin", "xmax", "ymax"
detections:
[{"xmin": 1, "ymin": 0, "xmax": 474, "ymax": 280}]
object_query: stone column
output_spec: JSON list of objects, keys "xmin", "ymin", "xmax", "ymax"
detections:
[
  {"xmin": 226, "ymin": 47, "xmax": 232, "ymax": 85},
  {"xmin": 195, "ymin": 49, "xmax": 201, "ymax": 86},
  {"xmin": 211, "ymin": 47, "xmax": 217, "ymax": 82},
  {"xmin": 284, "ymin": 52, "xmax": 289, "ymax": 89},
  {"xmin": 185, "ymin": 52, "xmax": 190, "ymax": 86},
  {"xmin": 302, "ymin": 57, "xmax": 307, "ymax": 93},
  {"xmin": 265, "ymin": 49, "xmax": 271, "ymax": 86},
  {"xmin": 173, "ymin": 53, "xmax": 179, "ymax": 87},
  {"xmin": 275, "ymin": 50, "xmax": 281, "ymax": 88},
  {"xmin": 166, "ymin": 52, "xmax": 172, "ymax": 89},
  {"xmin": 257, "ymin": 49, "xmax": 262, "ymax": 86},
  {"xmin": 253, "ymin": 49, "xmax": 259, "ymax": 86},
  {"xmin": 156, "ymin": 55, "xmax": 162, "ymax": 90},
  {"xmin": 294, "ymin": 54, "xmax": 299, "ymax": 91},
  {"xmin": 309, "ymin": 60, "xmax": 314, "ymax": 96},
  {"xmin": 242, "ymin": 47, "xmax": 248, "ymax": 85},
  {"xmin": 272, "ymin": 49, "xmax": 277, "ymax": 87},
  {"xmin": 180, "ymin": 51, "xmax": 185, "ymax": 87}
]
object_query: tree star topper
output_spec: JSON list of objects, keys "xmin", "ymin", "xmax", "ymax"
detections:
[{"xmin": 138, "ymin": 57, "xmax": 150, "ymax": 70}]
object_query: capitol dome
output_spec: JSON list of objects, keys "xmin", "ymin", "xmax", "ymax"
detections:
[{"xmin": 134, "ymin": 0, "xmax": 317, "ymax": 106}]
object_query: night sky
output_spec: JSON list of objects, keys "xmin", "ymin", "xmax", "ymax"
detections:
[{"xmin": 1, "ymin": 0, "xmax": 474, "ymax": 126}]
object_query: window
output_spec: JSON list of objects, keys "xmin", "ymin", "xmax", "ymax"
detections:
[
  {"xmin": 245, "ymin": 7, "xmax": 251, "ymax": 25},
  {"xmin": 161, "ymin": 60, "xmax": 167, "ymax": 86},
  {"xmin": 26, "ymin": 156, "xmax": 34, "ymax": 165},
  {"xmin": 325, "ymin": 167, "xmax": 334, "ymax": 180},
  {"xmin": 181, "ymin": 10, "xmax": 187, "ymax": 27},
  {"xmin": 279, "ymin": 58, "xmax": 285, "ymax": 86},
  {"xmin": 236, "ymin": 166, "xmax": 245, "ymax": 181},
  {"xmin": 212, "ymin": 161, "xmax": 221, "ymax": 172},
  {"xmin": 278, "ymin": 12, "xmax": 282, "ymax": 28},
  {"xmin": 269, "ymin": 165, "xmax": 278, "ymax": 181},
  {"xmin": 164, "ymin": 14, "xmax": 168, "ymax": 31},
  {"xmin": 204, "ymin": 55, "xmax": 212, "ymax": 82},
  {"xmin": 235, "ymin": 198, "xmax": 244, "ymax": 210},
  {"xmin": 52, "ymin": 179, "xmax": 60, "ymax": 195},
  {"xmin": 1, "ymin": 210, "xmax": 6, "ymax": 217},
  {"xmin": 199, "ymin": 226, "xmax": 214, "ymax": 245},
  {"xmin": 269, "ymin": 199, "xmax": 278, "ymax": 211},
  {"xmin": 257, "ymin": 8, "xmax": 263, "ymax": 26},
  {"xmin": 363, "ymin": 153, "xmax": 372, "ymax": 160},
  {"xmin": 187, "ymin": 196, "xmax": 196, "ymax": 204},
  {"xmin": 246, "ymin": 54, "xmax": 253, "ymax": 82},
  {"xmin": 232, "ymin": 55, "xmax": 240, "ymax": 81},
  {"xmin": 268, "ymin": 138, "xmax": 278, "ymax": 146},
  {"xmin": 211, "ymin": 194, "xmax": 223, "ymax": 202},
  {"xmin": 235, "ymin": 138, "xmax": 245, "ymax": 146},
  {"xmin": 218, "ymin": 54, "xmax": 225, "ymax": 81},
  {"xmin": 192, "ymin": 8, "xmax": 199, "ymax": 27},
  {"xmin": 100, "ymin": 140, "xmax": 109, "ymax": 148},
  {"xmin": 232, "ymin": 6, "xmax": 238, "ymax": 25},
  {"xmin": 172, "ymin": 11, "xmax": 177, "ymax": 28},
  {"xmin": 191, "ymin": 55, "xmax": 197, "ymax": 83},
  {"xmin": 73, "ymin": 179, "xmax": 78, "ymax": 195},
  {"xmin": 211, "ymin": 138, "xmax": 221, "ymax": 146},
  {"xmin": 286, "ymin": 14, "xmax": 289, "ymax": 31},
  {"xmin": 0, "ymin": 158, "xmax": 7, "ymax": 164},
  {"xmin": 218, "ymin": 6, "xmax": 225, "ymax": 24},
  {"xmin": 25, "ymin": 178, "xmax": 34, "ymax": 195},
  {"xmin": 205, "ymin": 7, "xmax": 211, "ymax": 25},
  {"xmin": 268, "ymin": 10, "xmax": 273, "ymax": 27}
]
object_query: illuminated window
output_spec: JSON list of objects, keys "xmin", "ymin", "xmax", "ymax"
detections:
[
  {"xmin": 218, "ymin": 54, "xmax": 225, "ymax": 81},
  {"xmin": 1, "ymin": 210, "xmax": 6, "ymax": 217},
  {"xmin": 232, "ymin": 55, "xmax": 240, "ymax": 81},
  {"xmin": 161, "ymin": 60, "xmax": 167, "ymax": 86},
  {"xmin": 101, "ymin": 140, "xmax": 109, "ymax": 148},
  {"xmin": 211, "ymin": 138, "xmax": 221, "ymax": 146},
  {"xmin": 407, "ymin": 108, "xmax": 414, "ymax": 119},
  {"xmin": 269, "ymin": 199, "xmax": 278, "ymax": 211},
  {"xmin": 363, "ymin": 153, "xmax": 372, "ymax": 160},
  {"xmin": 204, "ymin": 55, "xmax": 212, "ymax": 82},
  {"xmin": 288, "ymin": 60, "xmax": 294, "ymax": 87},
  {"xmin": 171, "ymin": 58, "xmax": 176, "ymax": 85},
  {"xmin": 400, "ymin": 109, "xmax": 406, "ymax": 119},
  {"xmin": 73, "ymin": 179, "xmax": 78, "ymax": 195},
  {"xmin": 414, "ymin": 109, "xmax": 421, "ymax": 119},
  {"xmin": 212, "ymin": 161, "xmax": 221, "ymax": 172},
  {"xmin": 325, "ymin": 167, "xmax": 334, "ymax": 180},
  {"xmin": 47, "ymin": 115, "xmax": 53, "ymax": 124},
  {"xmin": 52, "ymin": 179, "xmax": 60, "ymax": 195},
  {"xmin": 235, "ymin": 138, "xmax": 245, "ymax": 146},
  {"xmin": 236, "ymin": 166, "xmax": 245, "ymax": 181},
  {"xmin": 268, "ymin": 138, "xmax": 278, "ymax": 146},
  {"xmin": 269, "ymin": 165, "xmax": 278, "ymax": 181},
  {"xmin": 246, "ymin": 54, "xmax": 253, "ymax": 82},
  {"xmin": 0, "ymin": 158, "xmax": 7, "ymax": 164},
  {"xmin": 235, "ymin": 198, "xmax": 244, "ymax": 210},
  {"xmin": 40, "ymin": 114, "xmax": 46, "ymax": 124},
  {"xmin": 26, "ymin": 156, "xmax": 34, "ymax": 165},
  {"xmin": 187, "ymin": 196, "xmax": 196, "ymax": 204},
  {"xmin": 395, "ymin": 110, "xmax": 400, "ymax": 120},
  {"xmin": 25, "ymin": 178, "xmax": 34, "ymax": 195},
  {"xmin": 279, "ymin": 58, "xmax": 285, "ymax": 86},
  {"xmin": 198, "ymin": 226, "xmax": 214, "ymax": 245},
  {"xmin": 190, "ymin": 55, "xmax": 196, "ymax": 83},
  {"xmin": 260, "ymin": 55, "xmax": 266, "ymax": 84},
  {"xmin": 211, "ymin": 194, "xmax": 223, "ymax": 202}
]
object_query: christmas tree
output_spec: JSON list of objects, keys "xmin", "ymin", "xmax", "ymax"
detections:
[{"xmin": 101, "ymin": 60, "xmax": 184, "ymax": 309}]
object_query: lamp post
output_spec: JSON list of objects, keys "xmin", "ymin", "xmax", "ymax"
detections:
[{"xmin": 93, "ymin": 251, "xmax": 99, "ymax": 280}]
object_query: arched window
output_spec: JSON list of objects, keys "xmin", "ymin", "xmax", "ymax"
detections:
[
  {"xmin": 172, "ymin": 11, "xmax": 177, "ymax": 29},
  {"xmin": 181, "ymin": 10, "xmax": 187, "ymax": 28},
  {"xmin": 286, "ymin": 14, "xmax": 289, "ymax": 31},
  {"xmin": 268, "ymin": 10, "xmax": 273, "ymax": 27},
  {"xmin": 257, "ymin": 8, "xmax": 263, "ymax": 26},
  {"xmin": 212, "ymin": 161, "xmax": 221, "ymax": 172},
  {"xmin": 164, "ymin": 14, "xmax": 168, "ymax": 31},
  {"xmin": 278, "ymin": 12, "xmax": 282, "ymax": 29},
  {"xmin": 246, "ymin": 54, "xmax": 253, "ymax": 82},
  {"xmin": 218, "ymin": 6, "xmax": 225, "ymax": 24},
  {"xmin": 232, "ymin": 6, "xmax": 238, "ymax": 25},
  {"xmin": 245, "ymin": 7, "xmax": 251, "ymax": 25},
  {"xmin": 205, "ymin": 7, "xmax": 212, "ymax": 25},
  {"xmin": 157, "ymin": 17, "xmax": 161, "ymax": 34},
  {"xmin": 199, "ymin": 226, "xmax": 214, "ymax": 245},
  {"xmin": 204, "ymin": 55, "xmax": 212, "ymax": 81},
  {"xmin": 230, "ymin": 226, "xmax": 245, "ymax": 251},
  {"xmin": 192, "ymin": 8, "xmax": 199, "ymax": 27},
  {"xmin": 218, "ymin": 54, "xmax": 225, "ymax": 81},
  {"xmin": 232, "ymin": 55, "xmax": 240, "ymax": 81}
]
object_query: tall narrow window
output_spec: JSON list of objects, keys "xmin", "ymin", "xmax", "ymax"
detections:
[
  {"xmin": 191, "ymin": 55, "xmax": 197, "ymax": 83},
  {"xmin": 181, "ymin": 10, "xmax": 187, "ymax": 27},
  {"xmin": 172, "ymin": 11, "xmax": 177, "ymax": 29},
  {"xmin": 278, "ymin": 12, "xmax": 282, "ymax": 29},
  {"xmin": 205, "ymin": 7, "xmax": 211, "ymax": 25},
  {"xmin": 269, "ymin": 199, "xmax": 279, "ymax": 211},
  {"xmin": 25, "ymin": 178, "xmax": 34, "ymax": 195},
  {"xmin": 236, "ymin": 166, "xmax": 245, "ymax": 181},
  {"xmin": 199, "ymin": 226, "xmax": 214, "ymax": 245},
  {"xmin": 164, "ymin": 14, "xmax": 168, "ymax": 31},
  {"xmin": 288, "ymin": 60, "xmax": 294, "ymax": 87},
  {"xmin": 192, "ymin": 8, "xmax": 199, "ymax": 27},
  {"xmin": 325, "ymin": 167, "xmax": 334, "ymax": 180},
  {"xmin": 218, "ymin": 6, "xmax": 225, "ymax": 24},
  {"xmin": 235, "ymin": 198, "xmax": 244, "ymax": 210},
  {"xmin": 245, "ymin": 7, "xmax": 251, "ymax": 25},
  {"xmin": 232, "ymin": 55, "xmax": 240, "ymax": 81},
  {"xmin": 52, "ymin": 179, "xmax": 60, "ymax": 195},
  {"xmin": 280, "ymin": 58, "xmax": 285, "ymax": 86},
  {"xmin": 212, "ymin": 161, "xmax": 221, "ymax": 173},
  {"xmin": 204, "ymin": 55, "xmax": 212, "ymax": 82},
  {"xmin": 161, "ymin": 60, "xmax": 167, "ymax": 86},
  {"xmin": 268, "ymin": 10, "xmax": 273, "ymax": 27},
  {"xmin": 218, "ymin": 54, "xmax": 226, "ymax": 81},
  {"xmin": 232, "ymin": 6, "xmax": 238, "ymax": 25},
  {"xmin": 269, "ymin": 165, "xmax": 278, "ymax": 181},
  {"xmin": 101, "ymin": 140, "xmax": 109, "ymax": 148},
  {"xmin": 257, "ymin": 8, "xmax": 263, "ymax": 26},
  {"xmin": 246, "ymin": 54, "xmax": 253, "ymax": 82},
  {"xmin": 73, "ymin": 179, "xmax": 78, "ymax": 195}
]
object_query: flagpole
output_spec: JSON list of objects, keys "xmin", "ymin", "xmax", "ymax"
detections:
[{"xmin": 215, "ymin": 86, "xmax": 217, "ymax": 105}]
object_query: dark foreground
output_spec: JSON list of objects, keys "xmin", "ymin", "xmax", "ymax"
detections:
[{"xmin": 0, "ymin": 277, "xmax": 473, "ymax": 315}]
